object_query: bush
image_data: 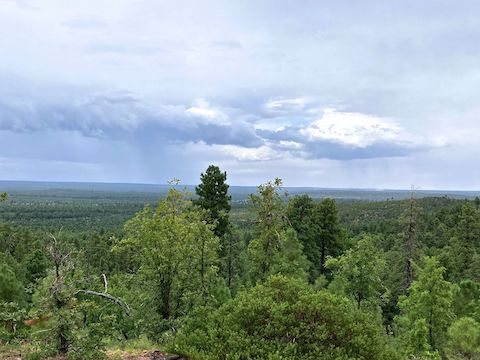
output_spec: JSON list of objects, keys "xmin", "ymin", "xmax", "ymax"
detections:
[
  {"xmin": 170, "ymin": 275, "xmax": 399, "ymax": 360},
  {"xmin": 445, "ymin": 317, "xmax": 480, "ymax": 359}
]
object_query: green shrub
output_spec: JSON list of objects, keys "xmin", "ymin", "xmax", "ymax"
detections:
[
  {"xmin": 445, "ymin": 317, "xmax": 480, "ymax": 359},
  {"xmin": 170, "ymin": 275, "xmax": 399, "ymax": 360}
]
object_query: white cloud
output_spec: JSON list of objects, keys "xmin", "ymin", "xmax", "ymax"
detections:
[
  {"xmin": 278, "ymin": 140, "xmax": 303, "ymax": 149},
  {"xmin": 0, "ymin": 1, "xmax": 478, "ymax": 188},
  {"xmin": 186, "ymin": 98, "xmax": 230, "ymax": 125},
  {"xmin": 212, "ymin": 144, "xmax": 281, "ymax": 161},
  {"xmin": 265, "ymin": 97, "xmax": 314, "ymax": 113},
  {"xmin": 301, "ymin": 109, "xmax": 402, "ymax": 147}
]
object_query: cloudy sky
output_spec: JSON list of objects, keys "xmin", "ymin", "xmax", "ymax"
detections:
[{"xmin": 0, "ymin": 0, "xmax": 479, "ymax": 189}]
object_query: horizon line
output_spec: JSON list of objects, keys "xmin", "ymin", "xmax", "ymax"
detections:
[{"xmin": 0, "ymin": 179, "xmax": 478, "ymax": 193}]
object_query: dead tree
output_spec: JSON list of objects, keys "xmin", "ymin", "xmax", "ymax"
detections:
[
  {"xmin": 76, "ymin": 271, "xmax": 131, "ymax": 318},
  {"xmin": 47, "ymin": 233, "xmax": 131, "ymax": 354},
  {"xmin": 48, "ymin": 233, "xmax": 71, "ymax": 355},
  {"xmin": 404, "ymin": 186, "xmax": 419, "ymax": 291}
]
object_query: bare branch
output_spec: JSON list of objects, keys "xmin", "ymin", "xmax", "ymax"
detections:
[
  {"xmin": 76, "ymin": 290, "xmax": 130, "ymax": 316},
  {"xmin": 101, "ymin": 274, "xmax": 108, "ymax": 293}
]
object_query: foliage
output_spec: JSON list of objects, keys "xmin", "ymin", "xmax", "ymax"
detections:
[
  {"xmin": 269, "ymin": 228, "xmax": 309, "ymax": 281},
  {"xmin": 447, "ymin": 204, "xmax": 480, "ymax": 281},
  {"xmin": 25, "ymin": 249, "xmax": 50, "ymax": 284},
  {"xmin": 170, "ymin": 275, "xmax": 399, "ymax": 360},
  {"xmin": 195, "ymin": 165, "xmax": 231, "ymax": 238},
  {"xmin": 221, "ymin": 225, "xmax": 245, "ymax": 291},
  {"xmin": 2, "ymin": 170, "xmax": 480, "ymax": 358},
  {"xmin": 453, "ymin": 280, "xmax": 480, "ymax": 321},
  {"xmin": 396, "ymin": 256, "xmax": 456, "ymax": 357},
  {"xmin": 445, "ymin": 317, "xmax": 480, "ymax": 360},
  {"xmin": 115, "ymin": 187, "xmax": 221, "ymax": 337},
  {"xmin": 327, "ymin": 235, "xmax": 387, "ymax": 310},
  {"xmin": 0, "ymin": 301, "xmax": 27, "ymax": 343},
  {"xmin": 286, "ymin": 195, "xmax": 343, "ymax": 281},
  {"xmin": 247, "ymin": 178, "xmax": 289, "ymax": 282},
  {"xmin": 313, "ymin": 198, "xmax": 344, "ymax": 276},
  {"xmin": 286, "ymin": 195, "xmax": 316, "ymax": 276},
  {"xmin": 0, "ymin": 262, "xmax": 25, "ymax": 304}
]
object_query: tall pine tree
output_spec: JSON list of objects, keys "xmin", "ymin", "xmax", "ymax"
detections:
[
  {"xmin": 286, "ymin": 196, "xmax": 343, "ymax": 281},
  {"xmin": 396, "ymin": 256, "xmax": 455, "ymax": 357},
  {"xmin": 195, "ymin": 165, "xmax": 231, "ymax": 239}
]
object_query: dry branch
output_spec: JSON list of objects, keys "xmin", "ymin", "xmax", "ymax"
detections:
[{"xmin": 76, "ymin": 290, "xmax": 131, "ymax": 316}]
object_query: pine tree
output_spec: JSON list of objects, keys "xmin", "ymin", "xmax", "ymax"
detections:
[
  {"xmin": 270, "ymin": 228, "xmax": 309, "ymax": 281},
  {"xmin": 247, "ymin": 178, "xmax": 287, "ymax": 282},
  {"xmin": 312, "ymin": 198, "xmax": 342, "ymax": 276},
  {"xmin": 397, "ymin": 256, "xmax": 456, "ymax": 356},
  {"xmin": 449, "ymin": 203, "xmax": 480, "ymax": 280},
  {"xmin": 402, "ymin": 188, "xmax": 421, "ymax": 291},
  {"xmin": 0, "ymin": 262, "xmax": 24, "ymax": 304},
  {"xmin": 222, "ymin": 225, "xmax": 244, "ymax": 291},
  {"xmin": 453, "ymin": 280, "xmax": 480, "ymax": 321},
  {"xmin": 195, "ymin": 165, "xmax": 231, "ymax": 239},
  {"xmin": 445, "ymin": 317, "xmax": 480, "ymax": 359},
  {"xmin": 286, "ymin": 195, "xmax": 317, "ymax": 280},
  {"xmin": 286, "ymin": 196, "xmax": 343, "ymax": 281}
]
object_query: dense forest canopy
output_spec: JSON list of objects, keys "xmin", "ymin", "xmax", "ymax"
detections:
[{"xmin": 0, "ymin": 168, "xmax": 480, "ymax": 359}]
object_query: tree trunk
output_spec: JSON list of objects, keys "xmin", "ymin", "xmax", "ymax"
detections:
[
  {"xmin": 160, "ymin": 277, "xmax": 172, "ymax": 319},
  {"xmin": 320, "ymin": 239, "xmax": 326, "ymax": 274},
  {"xmin": 58, "ymin": 324, "xmax": 68, "ymax": 354},
  {"xmin": 227, "ymin": 239, "xmax": 233, "ymax": 289},
  {"xmin": 428, "ymin": 308, "xmax": 435, "ymax": 351},
  {"xmin": 405, "ymin": 189, "xmax": 417, "ymax": 290},
  {"xmin": 200, "ymin": 236, "xmax": 206, "ymax": 305}
]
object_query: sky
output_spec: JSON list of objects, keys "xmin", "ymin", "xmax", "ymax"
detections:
[{"xmin": 0, "ymin": 0, "xmax": 479, "ymax": 189}]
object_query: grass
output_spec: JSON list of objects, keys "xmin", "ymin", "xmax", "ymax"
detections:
[{"xmin": 106, "ymin": 336, "xmax": 160, "ymax": 359}]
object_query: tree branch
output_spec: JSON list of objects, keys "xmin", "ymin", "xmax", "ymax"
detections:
[
  {"xmin": 76, "ymin": 290, "xmax": 130, "ymax": 316},
  {"xmin": 101, "ymin": 274, "xmax": 108, "ymax": 293}
]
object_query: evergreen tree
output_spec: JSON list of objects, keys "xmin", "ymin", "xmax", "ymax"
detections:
[
  {"xmin": 453, "ymin": 280, "xmax": 480, "ymax": 321},
  {"xmin": 270, "ymin": 228, "xmax": 309, "ymax": 281},
  {"xmin": 247, "ymin": 178, "xmax": 287, "ymax": 282},
  {"xmin": 445, "ymin": 317, "xmax": 480, "ymax": 360},
  {"xmin": 448, "ymin": 204, "xmax": 480, "ymax": 280},
  {"xmin": 171, "ymin": 275, "xmax": 400, "ymax": 360},
  {"xmin": 465, "ymin": 253, "xmax": 480, "ymax": 282},
  {"xmin": 327, "ymin": 235, "xmax": 386, "ymax": 310},
  {"xmin": 401, "ymin": 189, "xmax": 421, "ymax": 291},
  {"xmin": 195, "ymin": 165, "xmax": 231, "ymax": 239},
  {"xmin": 397, "ymin": 256, "xmax": 456, "ymax": 357},
  {"xmin": 32, "ymin": 234, "xmax": 77, "ymax": 355},
  {"xmin": 286, "ymin": 196, "xmax": 343, "ymax": 280},
  {"xmin": 382, "ymin": 192, "xmax": 423, "ymax": 326},
  {"xmin": 286, "ymin": 195, "xmax": 317, "ymax": 280},
  {"xmin": 0, "ymin": 301, "xmax": 26, "ymax": 343},
  {"xmin": 222, "ymin": 225, "xmax": 244, "ymax": 291},
  {"xmin": 25, "ymin": 248, "xmax": 50, "ymax": 284},
  {"xmin": 0, "ymin": 262, "xmax": 24, "ymax": 304},
  {"xmin": 116, "ymin": 187, "xmax": 221, "ymax": 335},
  {"xmin": 312, "ymin": 198, "xmax": 343, "ymax": 276}
]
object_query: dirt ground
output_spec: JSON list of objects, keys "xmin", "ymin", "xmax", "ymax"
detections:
[
  {"xmin": 108, "ymin": 350, "xmax": 186, "ymax": 360},
  {"xmin": 0, "ymin": 349, "xmax": 186, "ymax": 360}
]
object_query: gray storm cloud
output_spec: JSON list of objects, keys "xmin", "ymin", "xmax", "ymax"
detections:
[
  {"xmin": 0, "ymin": 88, "xmax": 441, "ymax": 162},
  {"xmin": 0, "ymin": 0, "xmax": 477, "ymax": 188}
]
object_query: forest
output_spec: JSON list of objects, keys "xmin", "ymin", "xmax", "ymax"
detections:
[{"xmin": 0, "ymin": 166, "xmax": 479, "ymax": 359}]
